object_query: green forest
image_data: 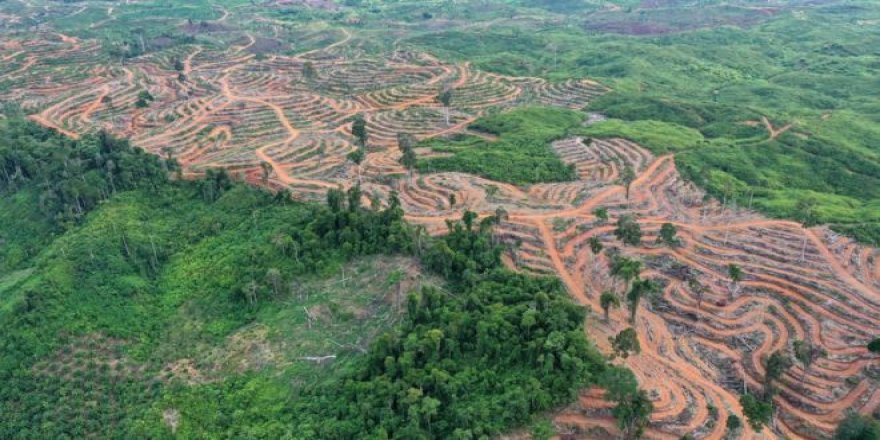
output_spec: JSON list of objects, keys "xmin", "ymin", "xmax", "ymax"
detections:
[{"xmin": 0, "ymin": 118, "xmax": 644, "ymax": 438}]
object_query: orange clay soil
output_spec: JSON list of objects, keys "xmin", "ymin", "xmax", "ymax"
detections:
[{"xmin": 4, "ymin": 31, "xmax": 879, "ymax": 440}]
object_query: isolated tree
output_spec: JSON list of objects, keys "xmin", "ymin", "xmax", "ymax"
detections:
[
  {"xmin": 688, "ymin": 277, "xmax": 707, "ymax": 312},
  {"xmin": 793, "ymin": 340, "xmax": 825, "ymax": 383},
  {"xmin": 137, "ymin": 90, "xmax": 154, "ymax": 102},
  {"xmin": 302, "ymin": 61, "xmax": 317, "ymax": 81},
  {"xmin": 351, "ymin": 114, "xmax": 368, "ymax": 148},
  {"xmin": 260, "ymin": 161, "xmax": 272, "ymax": 185},
  {"xmin": 726, "ymin": 414, "xmax": 742, "ymax": 434},
  {"xmin": 448, "ymin": 193, "xmax": 456, "ymax": 207},
  {"xmin": 728, "ymin": 263, "xmax": 743, "ymax": 295},
  {"xmin": 347, "ymin": 147, "xmax": 365, "ymax": 176},
  {"xmin": 763, "ymin": 350, "xmax": 793, "ymax": 399},
  {"xmin": 134, "ymin": 90, "xmax": 154, "ymax": 108},
  {"xmin": 589, "ymin": 236, "xmax": 603, "ymax": 255},
  {"xmin": 172, "ymin": 57, "xmax": 184, "ymax": 71},
  {"xmin": 657, "ymin": 222, "xmax": 679, "ymax": 247},
  {"xmin": 627, "ymin": 278, "xmax": 659, "ymax": 324},
  {"xmin": 101, "ymin": 95, "xmax": 113, "ymax": 108},
  {"xmin": 396, "ymin": 133, "xmax": 418, "ymax": 176},
  {"xmin": 398, "ymin": 132, "xmax": 415, "ymax": 152},
  {"xmin": 437, "ymin": 88, "xmax": 453, "ymax": 126},
  {"xmin": 621, "ymin": 164, "xmax": 636, "ymax": 199},
  {"xmin": 400, "ymin": 147, "xmax": 417, "ymax": 171},
  {"xmin": 614, "ymin": 215, "xmax": 642, "ymax": 246},
  {"xmin": 740, "ymin": 393, "xmax": 772, "ymax": 432},
  {"xmin": 594, "ymin": 207, "xmax": 609, "ymax": 224},
  {"xmin": 868, "ymin": 338, "xmax": 880, "ymax": 353},
  {"xmin": 600, "ymin": 291, "xmax": 620, "ymax": 321},
  {"xmin": 610, "ymin": 255, "xmax": 642, "ymax": 293},
  {"xmin": 611, "ymin": 327, "xmax": 640, "ymax": 359}
]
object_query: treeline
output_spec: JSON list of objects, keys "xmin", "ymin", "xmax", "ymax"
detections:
[{"xmin": 0, "ymin": 119, "xmax": 169, "ymax": 228}]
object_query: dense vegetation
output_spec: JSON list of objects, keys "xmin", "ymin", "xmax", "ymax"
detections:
[
  {"xmin": 417, "ymin": 107, "xmax": 580, "ymax": 185},
  {"xmin": 0, "ymin": 119, "xmax": 631, "ymax": 438}
]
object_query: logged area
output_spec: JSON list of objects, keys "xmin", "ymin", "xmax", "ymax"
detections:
[{"xmin": 1, "ymin": 0, "xmax": 879, "ymax": 439}]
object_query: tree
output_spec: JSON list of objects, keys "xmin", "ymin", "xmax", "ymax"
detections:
[
  {"xmin": 657, "ymin": 223, "xmax": 679, "ymax": 247},
  {"xmin": 726, "ymin": 414, "xmax": 742, "ymax": 433},
  {"xmin": 589, "ymin": 236, "xmax": 603, "ymax": 255},
  {"xmin": 611, "ymin": 327, "xmax": 640, "ymax": 359},
  {"xmin": 728, "ymin": 263, "xmax": 743, "ymax": 295},
  {"xmin": 594, "ymin": 207, "xmax": 609, "ymax": 224},
  {"xmin": 302, "ymin": 61, "xmax": 317, "ymax": 81},
  {"xmin": 763, "ymin": 350, "xmax": 793, "ymax": 399},
  {"xmin": 448, "ymin": 193, "xmax": 456, "ymax": 207},
  {"xmin": 868, "ymin": 338, "xmax": 880, "ymax": 353},
  {"xmin": 610, "ymin": 255, "xmax": 642, "ymax": 293},
  {"xmin": 621, "ymin": 164, "xmax": 636, "ymax": 199},
  {"xmin": 835, "ymin": 412, "xmax": 880, "ymax": 440},
  {"xmin": 614, "ymin": 215, "xmax": 642, "ymax": 246},
  {"xmin": 793, "ymin": 339, "xmax": 826, "ymax": 383},
  {"xmin": 688, "ymin": 278, "xmax": 707, "ymax": 312},
  {"xmin": 614, "ymin": 390, "xmax": 653, "ymax": 440},
  {"xmin": 399, "ymin": 134, "xmax": 418, "ymax": 176},
  {"xmin": 260, "ymin": 161, "xmax": 272, "ymax": 185},
  {"xmin": 600, "ymin": 291, "xmax": 620, "ymax": 321},
  {"xmin": 599, "ymin": 367, "xmax": 651, "ymax": 440},
  {"xmin": 740, "ymin": 393, "xmax": 772, "ymax": 432},
  {"xmin": 138, "ymin": 90, "xmax": 154, "ymax": 101},
  {"xmin": 437, "ymin": 88, "xmax": 453, "ymax": 126},
  {"xmin": 348, "ymin": 148, "xmax": 365, "ymax": 181},
  {"xmin": 172, "ymin": 58, "xmax": 184, "ymax": 72},
  {"xmin": 351, "ymin": 114, "xmax": 368, "ymax": 148},
  {"xmin": 627, "ymin": 278, "xmax": 659, "ymax": 324},
  {"xmin": 135, "ymin": 90, "xmax": 154, "ymax": 109},
  {"xmin": 494, "ymin": 207, "xmax": 508, "ymax": 226}
]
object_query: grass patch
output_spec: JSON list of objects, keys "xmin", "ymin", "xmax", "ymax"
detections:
[
  {"xmin": 418, "ymin": 107, "xmax": 582, "ymax": 184},
  {"xmin": 574, "ymin": 118, "xmax": 705, "ymax": 154}
]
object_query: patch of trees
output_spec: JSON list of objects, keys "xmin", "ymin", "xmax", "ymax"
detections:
[
  {"xmin": 0, "ymin": 118, "xmax": 169, "ymax": 229},
  {"xmin": 285, "ymin": 212, "xmax": 620, "ymax": 439},
  {"xmin": 835, "ymin": 412, "xmax": 880, "ymax": 440}
]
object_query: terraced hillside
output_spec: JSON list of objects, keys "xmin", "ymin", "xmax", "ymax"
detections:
[{"xmin": 1, "ymin": 0, "xmax": 879, "ymax": 439}]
